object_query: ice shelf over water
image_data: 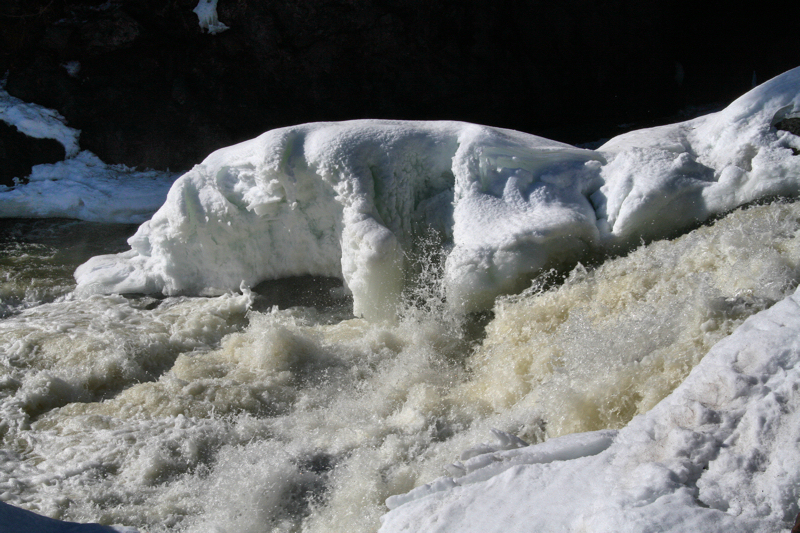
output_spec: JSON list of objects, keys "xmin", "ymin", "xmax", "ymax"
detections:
[
  {"xmin": 0, "ymin": 152, "xmax": 179, "ymax": 224},
  {"xmin": 74, "ymin": 67, "xmax": 800, "ymax": 319}
]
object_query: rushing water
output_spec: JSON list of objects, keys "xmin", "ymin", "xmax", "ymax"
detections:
[{"xmin": 2, "ymin": 199, "xmax": 800, "ymax": 532}]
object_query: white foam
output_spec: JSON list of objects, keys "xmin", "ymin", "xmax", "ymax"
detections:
[
  {"xmin": 5, "ymin": 199, "xmax": 800, "ymax": 533},
  {"xmin": 0, "ymin": 291, "xmax": 252, "ymax": 436}
]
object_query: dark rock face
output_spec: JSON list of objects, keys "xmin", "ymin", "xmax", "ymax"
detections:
[
  {"xmin": 0, "ymin": 122, "xmax": 65, "ymax": 187},
  {"xmin": 777, "ymin": 118, "xmax": 800, "ymax": 138},
  {"xmin": 1, "ymin": 0, "xmax": 799, "ymax": 173}
]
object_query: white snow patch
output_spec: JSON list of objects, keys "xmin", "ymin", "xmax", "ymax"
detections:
[
  {"xmin": 379, "ymin": 286, "xmax": 800, "ymax": 532},
  {"xmin": 0, "ymin": 87, "xmax": 80, "ymax": 158},
  {"xmin": 61, "ymin": 61, "xmax": 81, "ymax": 78},
  {"xmin": 193, "ymin": 0, "xmax": 229, "ymax": 35}
]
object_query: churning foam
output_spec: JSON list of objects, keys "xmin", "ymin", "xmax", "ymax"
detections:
[
  {"xmin": 460, "ymin": 200, "xmax": 800, "ymax": 439},
  {"xmin": 0, "ymin": 220, "xmax": 136, "ymax": 317},
  {"xmin": 3, "ymin": 200, "xmax": 800, "ymax": 532}
]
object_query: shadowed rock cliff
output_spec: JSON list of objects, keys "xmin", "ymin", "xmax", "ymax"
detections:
[{"xmin": 1, "ymin": 0, "xmax": 798, "ymax": 173}]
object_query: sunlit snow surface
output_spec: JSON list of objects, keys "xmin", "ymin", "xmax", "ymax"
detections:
[
  {"xmin": 2, "ymin": 69, "xmax": 800, "ymax": 533},
  {"xmin": 74, "ymin": 68, "xmax": 800, "ymax": 319}
]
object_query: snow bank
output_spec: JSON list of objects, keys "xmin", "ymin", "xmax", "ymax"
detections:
[
  {"xmin": 75, "ymin": 67, "xmax": 800, "ymax": 319},
  {"xmin": 0, "ymin": 501, "xmax": 136, "ymax": 533},
  {"xmin": 0, "ymin": 152, "xmax": 178, "ymax": 223},
  {"xmin": 596, "ymin": 67, "xmax": 800, "ymax": 244},
  {"xmin": 379, "ymin": 286, "xmax": 800, "ymax": 532}
]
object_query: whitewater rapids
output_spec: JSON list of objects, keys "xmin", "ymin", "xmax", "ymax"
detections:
[{"xmin": 1, "ymin": 68, "xmax": 800, "ymax": 532}]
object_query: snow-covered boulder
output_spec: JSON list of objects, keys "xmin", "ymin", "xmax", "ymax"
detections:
[{"xmin": 597, "ymin": 66, "xmax": 800, "ymax": 244}]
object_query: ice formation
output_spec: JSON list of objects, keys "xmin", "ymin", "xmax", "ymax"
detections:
[
  {"xmin": 0, "ymin": 152, "xmax": 178, "ymax": 223},
  {"xmin": 75, "ymin": 68, "xmax": 800, "ymax": 320},
  {"xmin": 74, "ymin": 122, "xmax": 603, "ymax": 318},
  {"xmin": 596, "ymin": 68, "xmax": 800, "ymax": 243},
  {"xmin": 193, "ymin": 0, "xmax": 229, "ymax": 35},
  {"xmin": 3, "ymin": 65, "xmax": 800, "ymax": 530}
]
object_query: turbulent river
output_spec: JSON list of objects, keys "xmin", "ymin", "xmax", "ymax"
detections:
[{"xmin": 2, "ymin": 199, "xmax": 800, "ymax": 533}]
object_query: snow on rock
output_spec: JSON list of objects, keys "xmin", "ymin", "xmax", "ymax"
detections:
[
  {"xmin": 0, "ymin": 86, "xmax": 178, "ymax": 223},
  {"xmin": 75, "ymin": 67, "xmax": 800, "ymax": 319},
  {"xmin": 378, "ymin": 286, "xmax": 800, "ymax": 533},
  {"xmin": 75, "ymin": 121, "xmax": 602, "ymax": 319},
  {"xmin": 193, "ymin": 0, "xmax": 229, "ymax": 35},
  {"xmin": 0, "ymin": 151, "xmax": 179, "ymax": 224},
  {"xmin": 0, "ymin": 87, "xmax": 80, "ymax": 158},
  {"xmin": 596, "ymin": 66, "xmax": 800, "ymax": 244}
]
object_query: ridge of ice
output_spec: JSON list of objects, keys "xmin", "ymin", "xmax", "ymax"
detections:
[
  {"xmin": 74, "ymin": 67, "xmax": 800, "ymax": 320},
  {"xmin": 378, "ymin": 285, "xmax": 800, "ymax": 533}
]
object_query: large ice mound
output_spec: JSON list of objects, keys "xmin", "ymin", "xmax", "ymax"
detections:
[{"xmin": 75, "ymin": 67, "xmax": 800, "ymax": 319}]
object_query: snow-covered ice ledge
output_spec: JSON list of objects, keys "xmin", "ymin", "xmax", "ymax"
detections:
[
  {"xmin": 75, "ymin": 67, "xmax": 800, "ymax": 319},
  {"xmin": 378, "ymin": 285, "xmax": 800, "ymax": 533}
]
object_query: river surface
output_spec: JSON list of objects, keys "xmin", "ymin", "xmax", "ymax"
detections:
[{"xmin": 2, "ymin": 200, "xmax": 800, "ymax": 532}]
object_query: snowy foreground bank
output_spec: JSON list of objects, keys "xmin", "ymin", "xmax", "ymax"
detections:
[{"xmin": 73, "ymin": 67, "xmax": 800, "ymax": 319}]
